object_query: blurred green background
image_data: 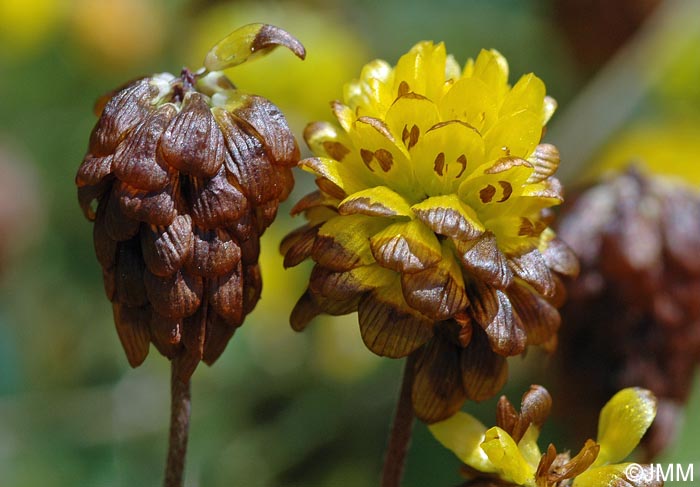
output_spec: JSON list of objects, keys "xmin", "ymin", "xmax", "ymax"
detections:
[{"xmin": 0, "ymin": 0, "xmax": 699, "ymax": 485}]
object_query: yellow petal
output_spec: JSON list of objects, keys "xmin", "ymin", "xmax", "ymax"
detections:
[
  {"xmin": 384, "ymin": 93, "xmax": 441, "ymax": 153},
  {"xmin": 339, "ymin": 186, "xmax": 413, "ymax": 218},
  {"xmin": 572, "ymin": 463, "xmax": 661, "ymax": 487},
  {"xmin": 517, "ymin": 424, "xmax": 542, "ymax": 469},
  {"xmin": 595, "ymin": 388, "xmax": 657, "ymax": 466},
  {"xmin": 499, "ymin": 73, "xmax": 546, "ymax": 121},
  {"xmin": 471, "ymin": 49, "xmax": 509, "ymax": 100},
  {"xmin": 439, "ymin": 77, "xmax": 498, "ymax": 132},
  {"xmin": 411, "ymin": 194, "xmax": 485, "ymax": 240},
  {"xmin": 300, "ymin": 157, "xmax": 372, "ymax": 195},
  {"xmin": 369, "ymin": 219, "xmax": 442, "ymax": 272},
  {"xmin": 428, "ymin": 412, "xmax": 495, "ymax": 473},
  {"xmin": 313, "ymin": 214, "xmax": 389, "ymax": 271},
  {"xmin": 481, "ymin": 426, "xmax": 536, "ymax": 486},
  {"xmin": 204, "ymin": 23, "xmax": 305, "ymax": 71},
  {"xmin": 483, "ymin": 110, "xmax": 542, "ymax": 161},
  {"xmin": 393, "ymin": 41, "xmax": 448, "ymax": 102}
]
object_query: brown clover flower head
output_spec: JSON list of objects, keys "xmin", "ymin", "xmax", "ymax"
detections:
[
  {"xmin": 557, "ymin": 165, "xmax": 700, "ymax": 458},
  {"xmin": 282, "ymin": 42, "xmax": 579, "ymax": 422},
  {"xmin": 76, "ymin": 24, "xmax": 305, "ymax": 380}
]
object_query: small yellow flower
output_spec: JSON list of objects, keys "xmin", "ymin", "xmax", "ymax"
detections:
[
  {"xmin": 429, "ymin": 386, "xmax": 660, "ymax": 487},
  {"xmin": 284, "ymin": 42, "xmax": 578, "ymax": 422}
]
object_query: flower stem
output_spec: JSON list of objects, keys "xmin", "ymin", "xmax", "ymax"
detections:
[
  {"xmin": 164, "ymin": 360, "xmax": 191, "ymax": 487},
  {"xmin": 381, "ymin": 353, "xmax": 417, "ymax": 487}
]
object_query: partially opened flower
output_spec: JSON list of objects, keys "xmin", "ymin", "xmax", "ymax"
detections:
[
  {"xmin": 556, "ymin": 165, "xmax": 700, "ymax": 458},
  {"xmin": 429, "ymin": 386, "xmax": 661, "ymax": 487},
  {"xmin": 282, "ymin": 41, "xmax": 578, "ymax": 423}
]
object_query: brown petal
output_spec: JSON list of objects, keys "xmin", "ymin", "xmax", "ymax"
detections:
[
  {"xmin": 455, "ymin": 232, "xmax": 513, "ymax": 289},
  {"xmin": 309, "ymin": 265, "xmax": 369, "ymax": 301},
  {"xmin": 461, "ymin": 327, "xmax": 508, "ymax": 401},
  {"xmin": 187, "ymin": 226, "xmax": 241, "ymax": 278},
  {"xmin": 208, "ymin": 262, "xmax": 244, "ymax": 325},
  {"xmin": 290, "ymin": 190, "xmax": 336, "ymax": 216},
  {"xmin": 526, "ymin": 144, "xmax": 559, "ymax": 184},
  {"xmin": 102, "ymin": 188, "xmax": 140, "ymax": 241},
  {"xmin": 114, "ymin": 239, "xmax": 148, "ymax": 307},
  {"xmin": 112, "ymin": 104, "xmax": 175, "ymax": 190},
  {"xmin": 290, "ymin": 290, "xmax": 322, "ymax": 331},
  {"xmin": 549, "ymin": 439, "xmax": 600, "ymax": 483},
  {"xmin": 89, "ymin": 78, "xmax": 157, "ymax": 156},
  {"xmin": 78, "ymin": 179, "xmax": 111, "ymax": 221},
  {"xmin": 541, "ymin": 237, "xmax": 580, "ymax": 277},
  {"xmin": 242, "ymin": 264, "xmax": 262, "ymax": 315},
  {"xmin": 187, "ymin": 166, "xmax": 248, "ymax": 229},
  {"xmin": 141, "ymin": 215, "xmax": 193, "ymax": 277},
  {"xmin": 496, "ymin": 395, "xmax": 518, "ymax": 433},
  {"xmin": 370, "ymin": 220, "xmax": 443, "ymax": 273},
  {"xmin": 508, "ymin": 248, "xmax": 555, "ymax": 298},
  {"xmin": 312, "ymin": 215, "xmax": 386, "ymax": 271},
  {"xmin": 115, "ymin": 180, "xmax": 177, "ymax": 226},
  {"xmin": 507, "ymin": 282, "xmax": 561, "ymax": 346},
  {"xmin": 512, "ymin": 385, "xmax": 552, "ymax": 441},
  {"xmin": 112, "ymin": 304, "xmax": 151, "ymax": 367},
  {"xmin": 144, "ymin": 270, "xmax": 203, "ymax": 319},
  {"xmin": 229, "ymin": 94, "xmax": 300, "ymax": 166},
  {"xmin": 150, "ymin": 312, "xmax": 182, "ymax": 358},
  {"xmin": 401, "ymin": 253, "xmax": 469, "ymax": 320},
  {"xmin": 177, "ymin": 302, "xmax": 207, "ymax": 381},
  {"xmin": 281, "ymin": 224, "xmax": 319, "ymax": 268},
  {"xmin": 160, "ymin": 93, "xmax": 224, "ymax": 178},
  {"xmin": 93, "ymin": 210, "xmax": 118, "ymax": 269},
  {"xmin": 277, "ymin": 166, "xmax": 295, "ymax": 202},
  {"xmin": 483, "ymin": 290, "xmax": 526, "ymax": 356},
  {"xmin": 255, "ymin": 198, "xmax": 280, "ymax": 233},
  {"xmin": 202, "ymin": 311, "xmax": 237, "ymax": 365},
  {"xmin": 412, "ymin": 335, "xmax": 467, "ymax": 423},
  {"xmin": 76, "ymin": 154, "xmax": 114, "ymax": 187},
  {"xmin": 412, "ymin": 203, "xmax": 483, "ymax": 241},
  {"xmin": 662, "ymin": 188, "xmax": 700, "ymax": 273},
  {"xmin": 357, "ymin": 289, "xmax": 434, "ymax": 358},
  {"xmin": 465, "ymin": 278, "xmax": 499, "ymax": 328},
  {"xmin": 214, "ymin": 107, "xmax": 280, "ymax": 205},
  {"xmin": 102, "ymin": 266, "xmax": 116, "ymax": 300}
]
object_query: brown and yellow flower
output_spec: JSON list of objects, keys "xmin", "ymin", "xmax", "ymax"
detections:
[
  {"xmin": 282, "ymin": 42, "xmax": 578, "ymax": 422},
  {"xmin": 76, "ymin": 24, "xmax": 305, "ymax": 380}
]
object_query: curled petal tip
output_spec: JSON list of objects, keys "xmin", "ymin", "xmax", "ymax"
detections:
[{"xmin": 204, "ymin": 23, "xmax": 306, "ymax": 71}]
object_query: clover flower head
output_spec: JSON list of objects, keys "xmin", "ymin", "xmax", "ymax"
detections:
[
  {"xmin": 430, "ymin": 386, "xmax": 661, "ymax": 487},
  {"xmin": 76, "ymin": 24, "xmax": 305, "ymax": 380},
  {"xmin": 283, "ymin": 42, "xmax": 578, "ymax": 421}
]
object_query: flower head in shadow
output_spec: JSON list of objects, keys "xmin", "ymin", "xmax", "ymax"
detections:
[
  {"xmin": 430, "ymin": 386, "xmax": 661, "ymax": 487},
  {"xmin": 282, "ymin": 42, "xmax": 578, "ymax": 422}
]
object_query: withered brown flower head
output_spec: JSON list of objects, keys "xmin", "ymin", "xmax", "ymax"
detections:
[
  {"xmin": 76, "ymin": 25, "xmax": 305, "ymax": 380},
  {"xmin": 282, "ymin": 43, "xmax": 579, "ymax": 422},
  {"xmin": 557, "ymin": 165, "xmax": 700, "ymax": 458}
]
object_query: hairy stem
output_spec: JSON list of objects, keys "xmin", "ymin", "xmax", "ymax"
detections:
[
  {"xmin": 164, "ymin": 360, "xmax": 191, "ymax": 487},
  {"xmin": 381, "ymin": 354, "xmax": 417, "ymax": 487}
]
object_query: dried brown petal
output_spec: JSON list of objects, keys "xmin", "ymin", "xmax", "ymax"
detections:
[
  {"xmin": 290, "ymin": 290, "xmax": 322, "ymax": 331},
  {"xmin": 513, "ymin": 385, "xmax": 552, "ymax": 440},
  {"xmin": 508, "ymin": 281, "xmax": 561, "ymax": 346},
  {"xmin": 187, "ymin": 166, "xmax": 248, "ymax": 229},
  {"xmin": 114, "ymin": 239, "xmax": 148, "ymax": 306},
  {"xmin": 214, "ymin": 107, "xmax": 281, "ymax": 205},
  {"xmin": 527, "ymin": 143, "xmax": 559, "ymax": 184},
  {"xmin": 144, "ymin": 270, "xmax": 203, "ymax": 319},
  {"xmin": 542, "ymin": 237, "xmax": 580, "ymax": 277},
  {"xmin": 140, "ymin": 215, "xmax": 194, "ymax": 277},
  {"xmin": 102, "ymin": 189, "xmax": 140, "ymax": 241},
  {"xmin": 548, "ymin": 439, "xmax": 599, "ymax": 483},
  {"xmin": 281, "ymin": 224, "xmax": 319, "ymax": 268},
  {"xmin": 482, "ymin": 290, "xmax": 526, "ymax": 356},
  {"xmin": 160, "ymin": 93, "xmax": 224, "ymax": 178},
  {"xmin": 187, "ymin": 226, "xmax": 241, "ymax": 278},
  {"xmin": 202, "ymin": 311, "xmax": 237, "ymax": 365},
  {"xmin": 242, "ymin": 264, "xmax": 262, "ymax": 315},
  {"xmin": 465, "ymin": 278, "xmax": 499, "ymax": 328},
  {"xmin": 412, "ymin": 335, "xmax": 467, "ymax": 423},
  {"xmin": 178, "ymin": 302, "xmax": 207, "ymax": 380},
  {"xmin": 112, "ymin": 103, "xmax": 175, "ymax": 190},
  {"xmin": 76, "ymin": 154, "xmax": 114, "ymax": 187},
  {"xmin": 89, "ymin": 78, "xmax": 157, "ymax": 156},
  {"xmin": 461, "ymin": 327, "xmax": 508, "ymax": 401},
  {"xmin": 370, "ymin": 221, "xmax": 442, "ymax": 273},
  {"xmin": 357, "ymin": 289, "xmax": 434, "ymax": 358},
  {"xmin": 496, "ymin": 395, "xmax": 518, "ymax": 433},
  {"xmin": 508, "ymin": 248, "xmax": 555, "ymax": 298},
  {"xmin": 78, "ymin": 179, "xmax": 111, "ymax": 221},
  {"xmin": 93, "ymin": 211, "xmax": 117, "ymax": 269},
  {"xmin": 455, "ymin": 232, "xmax": 513, "ymax": 289},
  {"xmin": 208, "ymin": 263, "xmax": 244, "ymax": 324},
  {"xmin": 112, "ymin": 304, "xmax": 151, "ymax": 367},
  {"xmin": 150, "ymin": 312, "xmax": 182, "ymax": 358},
  {"xmin": 115, "ymin": 180, "xmax": 177, "ymax": 227},
  {"xmin": 230, "ymin": 94, "xmax": 300, "ymax": 166}
]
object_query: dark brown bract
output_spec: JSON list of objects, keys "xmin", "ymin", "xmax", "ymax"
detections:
[
  {"xmin": 76, "ymin": 70, "xmax": 299, "ymax": 379},
  {"xmin": 557, "ymin": 165, "xmax": 700, "ymax": 458}
]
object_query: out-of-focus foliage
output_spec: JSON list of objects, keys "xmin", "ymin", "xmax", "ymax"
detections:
[{"xmin": 0, "ymin": 0, "xmax": 698, "ymax": 486}]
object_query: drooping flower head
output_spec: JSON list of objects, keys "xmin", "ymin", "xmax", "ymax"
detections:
[
  {"xmin": 282, "ymin": 42, "xmax": 578, "ymax": 422},
  {"xmin": 429, "ymin": 386, "xmax": 661, "ymax": 487},
  {"xmin": 76, "ymin": 24, "xmax": 305, "ymax": 380},
  {"xmin": 556, "ymin": 165, "xmax": 700, "ymax": 458}
]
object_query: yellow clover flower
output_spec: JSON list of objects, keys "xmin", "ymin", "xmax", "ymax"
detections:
[
  {"xmin": 429, "ymin": 386, "xmax": 661, "ymax": 487},
  {"xmin": 282, "ymin": 42, "xmax": 579, "ymax": 422}
]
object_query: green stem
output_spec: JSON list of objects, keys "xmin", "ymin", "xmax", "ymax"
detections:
[{"xmin": 381, "ymin": 354, "xmax": 417, "ymax": 487}]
